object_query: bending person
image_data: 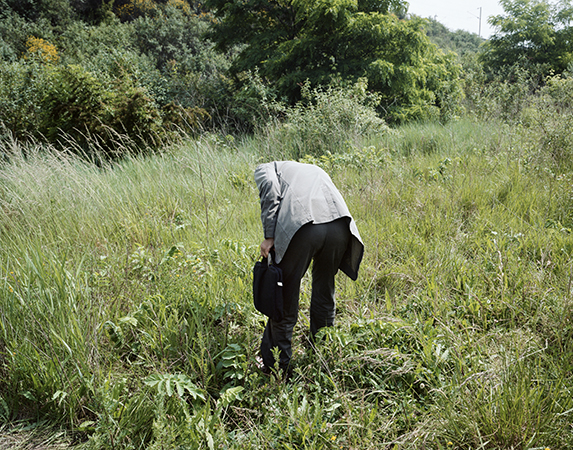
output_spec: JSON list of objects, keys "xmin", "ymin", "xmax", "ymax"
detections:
[{"xmin": 255, "ymin": 161, "xmax": 364, "ymax": 375}]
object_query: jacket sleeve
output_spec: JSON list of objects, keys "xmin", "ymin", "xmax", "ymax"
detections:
[{"xmin": 254, "ymin": 163, "xmax": 282, "ymax": 239}]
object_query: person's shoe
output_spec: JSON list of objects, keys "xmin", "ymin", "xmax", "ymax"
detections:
[{"xmin": 255, "ymin": 356, "xmax": 272, "ymax": 375}]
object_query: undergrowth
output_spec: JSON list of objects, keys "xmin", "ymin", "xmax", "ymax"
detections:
[{"xmin": 1, "ymin": 116, "xmax": 573, "ymax": 449}]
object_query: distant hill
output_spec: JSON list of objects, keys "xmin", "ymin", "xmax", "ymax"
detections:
[{"xmin": 412, "ymin": 15, "xmax": 485, "ymax": 56}]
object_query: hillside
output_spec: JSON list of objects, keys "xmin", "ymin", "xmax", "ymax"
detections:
[{"xmin": 418, "ymin": 15, "xmax": 484, "ymax": 56}]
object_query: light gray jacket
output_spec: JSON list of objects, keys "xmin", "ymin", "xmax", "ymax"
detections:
[{"xmin": 255, "ymin": 161, "xmax": 364, "ymax": 280}]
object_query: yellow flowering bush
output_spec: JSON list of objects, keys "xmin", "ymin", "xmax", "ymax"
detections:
[
  {"xmin": 116, "ymin": 0, "xmax": 157, "ymax": 21},
  {"xmin": 25, "ymin": 37, "xmax": 59, "ymax": 64}
]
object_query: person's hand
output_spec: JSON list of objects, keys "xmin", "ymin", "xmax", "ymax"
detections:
[{"xmin": 260, "ymin": 238, "xmax": 275, "ymax": 258}]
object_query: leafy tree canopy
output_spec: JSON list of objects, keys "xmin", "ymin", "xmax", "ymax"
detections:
[
  {"xmin": 206, "ymin": 0, "xmax": 462, "ymax": 122},
  {"xmin": 481, "ymin": 0, "xmax": 573, "ymax": 74},
  {"xmin": 0, "ymin": 0, "xmax": 75, "ymax": 26}
]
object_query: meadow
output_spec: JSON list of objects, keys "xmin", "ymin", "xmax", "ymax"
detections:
[{"xmin": 1, "ymin": 107, "xmax": 573, "ymax": 450}]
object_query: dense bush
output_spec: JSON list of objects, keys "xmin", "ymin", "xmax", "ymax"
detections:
[
  {"xmin": 0, "ymin": 60, "xmax": 47, "ymax": 138},
  {"xmin": 462, "ymin": 62, "xmax": 539, "ymax": 122},
  {"xmin": 0, "ymin": 10, "xmax": 58, "ymax": 61},
  {"xmin": 207, "ymin": 0, "xmax": 463, "ymax": 123},
  {"xmin": 56, "ymin": 16, "xmax": 137, "ymax": 66},
  {"xmin": 132, "ymin": 3, "xmax": 214, "ymax": 73},
  {"xmin": 130, "ymin": 3, "xmax": 234, "ymax": 125},
  {"xmin": 266, "ymin": 79, "xmax": 389, "ymax": 158},
  {"xmin": 0, "ymin": 60, "xmax": 167, "ymax": 156},
  {"xmin": 40, "ymin": 64, "xmax": 163, "ymax": 155},
  {"xmin": 3, "ymin": 0, "xmax": 573, "ymax": 159},
  {"xmin": 519, "ymin": 73, "xmax": 573, "ymax": 171},
  {"xmin": 0, "ymin": 1, "xmax": 229, "ymax": 156}
]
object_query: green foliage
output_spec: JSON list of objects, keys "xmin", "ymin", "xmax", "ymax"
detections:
[
  {"xmin": 481, "ymin": 0, "xmax": 573, "ymax": 75},
  {"xmin": 0, "ymin": 60, "xmax": 47, "ymax": 138},
  {"xmin": 207, "ymin": 0, "xmax": 462, "ymax": 122},
  {"xmin": 0, "ymin": 0, "xmax": 235, "ymax": 147},
  {"xmin": 1, "ymin": 0, "xmax": 75, "ymax": 28},
  {"xmin": 352, "ymin": 14, "xmax": 464, "ymax": 122},
  {"xmin": 132, "ymin": 4, "xmax": 214, "ymax": 73},
  {"xmin": 56, "ymin": 16, "xmax": 138, "ymax": 66},
  {"xmin": 213, "ymin": 70, "xmax": 282, "ymax": 132},
  {"xmin": 420, "ymin": 15, "xmax": 484, "ymax": 56},
  {"xmin": 0, "ymin": 43, "xmax": 180, "ymax": 157},
  {"xmin": 130, "ymin": 4, "xmax": 236, "ymax": 127},
  {"xmin": 144, "ymin": 372, "xmax": 205, "ymax": 400},
  {"xmin": 39, "ymin": 64, "xmax": 162, "ymax": 156},
  {"xmin": 267, "ymin": 78, "xmax": 389, "ymax": 158},
  {"xmin": 518, "ymin": 72, "xmax": 573, "ymax": 170},
  {"xmin": 216, "ymin": 343, "xmax": 247, "ymax": 387},
  {"xmin": 463, "ymin": 62, "xmax": 534, "ymax": 122},
  {"xmin": 0, "ymin": 8, "xmax": 66, "ymax": 65},
  {"xmin": 84, "ymin": 377, "xmax": 155, "ymax": 450}
]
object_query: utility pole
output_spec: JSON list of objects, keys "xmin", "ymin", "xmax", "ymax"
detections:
[{"xmin": 469, "ymin": 7, "xmax": 483, "ymax": 37}]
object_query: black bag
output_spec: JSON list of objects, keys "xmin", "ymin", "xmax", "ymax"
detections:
[{"xmin": 253, "ymin": 254, "xmax": 284, "ymax": 322}]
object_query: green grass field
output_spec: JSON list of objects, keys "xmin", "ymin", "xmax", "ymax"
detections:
[{"xmin": 1, "ymin": 118, "xmax": 572, "ymax": 449}]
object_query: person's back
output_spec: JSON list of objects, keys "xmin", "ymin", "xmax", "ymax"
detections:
[{"xmin": 255, "ymin": 161, "xmax": 362, "ymax": 278}]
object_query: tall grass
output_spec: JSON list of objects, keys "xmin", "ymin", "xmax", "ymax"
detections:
[{"xmin": 1, "ymin": 117, "xmax": 573, "ymax": 448}]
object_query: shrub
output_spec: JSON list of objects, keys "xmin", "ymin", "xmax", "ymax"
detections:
[
  {"xmin": 39, "ymin": 64, "xmax": 163, "ymax": 157},
  {"xmin": 25, "ymin": 36, "xmax": 59, "ymax": 64},
  {"xmin": 218, "ymin": 70, "xmax": 282, "ymax": 132},
  {"xmin": 0, "ymin": 11, "xmax": 57, "ymax": 61},
  {"xmin": 132, "ymin": 4, "xmax": 214, "ymax": 73},
  {"xmin": 463, "ymin": 63, "xmax": 534, "ymax": 122},
  {"xmin": 267, "ymin": 78, "xmax": 389, "ymax": 158},
  {"xmin": 56, "ymin": 17, "xmax": 137, "ymax": 67},
  {"xmin": 131, "ymin": 4, "xmax": 234, "ymax": 128},
  {"xmin": 518, "ymin": 73, "xmax": 573, "ymax": 170},
  {"xmin": 114, "ymin": 0, "xmax": 158, "ymax": 22},
  {"xmin": 0, "ymin": 60, "xmax": 47, "ymax": 138}
]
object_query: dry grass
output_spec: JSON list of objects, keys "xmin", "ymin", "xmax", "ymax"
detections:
[{"xmin": 0, "ymin": 428, "xmax": 72, "ymax": 450}]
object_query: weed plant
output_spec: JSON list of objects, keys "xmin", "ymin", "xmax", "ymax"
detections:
[{"xmin": 1, "ymin": 115, "xmax": 573, "ymax": 449}]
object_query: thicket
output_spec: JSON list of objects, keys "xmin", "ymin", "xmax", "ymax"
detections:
[
  {"xmin": 0, "ymin": 0, "xmax": 471, "ymax": 159},
  {"xmin": 1, "ymin": 0, "xmax": 572, "ymax": 158},
  {"xmin": 0, "ymin": 0, "xmax": 237, "ymax": 156}
]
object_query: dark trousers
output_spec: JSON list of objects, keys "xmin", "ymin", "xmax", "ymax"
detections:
[{"xmin": 260, "ymin": 218, "xmax": 351, "ymax": 370}]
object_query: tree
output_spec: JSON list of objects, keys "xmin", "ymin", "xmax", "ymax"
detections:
[
  {"xmin": 481, "ymin": 0, "xmax": 573, "ymax": 74},
  {"xmin": 1, "ymin": 0, "xmax": 75, "ymax": 27},
  {"xmin": 206, "ymin": 0, "xmax": 462, "ymax": 122}
]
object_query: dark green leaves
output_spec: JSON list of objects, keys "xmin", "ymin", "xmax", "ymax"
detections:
[
  {"xmin": 207, "ymin": 0, "xmax": 461, "ymax": 121},
  {"xmin": 482, "ymin": 0, "xmax": 573, "ymax": 74}
]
